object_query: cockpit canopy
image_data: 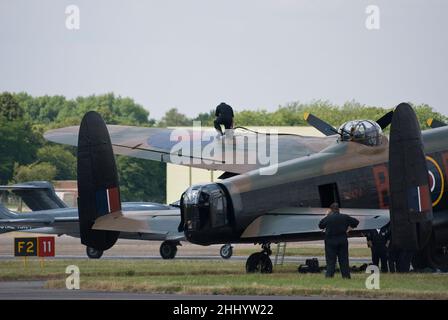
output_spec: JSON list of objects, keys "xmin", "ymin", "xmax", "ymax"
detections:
[{"xmin": 338, "ymin": 120, "xmax": 383, "ymax": 146}]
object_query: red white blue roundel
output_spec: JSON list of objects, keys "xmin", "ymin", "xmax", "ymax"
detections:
[{"xmin": 426, "ymin": 156, "xmax": 444, "ymax": 207}]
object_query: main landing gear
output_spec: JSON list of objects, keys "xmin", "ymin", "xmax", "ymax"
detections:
[
  {"xmin": 246, "ymin": 243, "xmax": 273, "ymax": 273},
  {"xmin": 160, "ymin": 240, "xmax": 180, "ymax": 259},
  {"xmin": 412, "ymin": 235, "xmax": 448, "ymax": 271}
]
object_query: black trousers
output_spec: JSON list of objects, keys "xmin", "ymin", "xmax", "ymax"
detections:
[
  {"xmin": 214, "ymin": 116, "xmax": 233, "ymax": 135},
  {"xmin": 396, "ymin": 250, "xmax": 413, "ymax": 273},
  {"xmin": 388, "ymin": 249, "xmax": 399, "ymax": 273},
  {"xmin": 325, "ymin": 237, "xmax": 350, "ymax": 278},
  {"xmin": 371, "ymin": 247, "xmax": 388, "ymax": 272}
]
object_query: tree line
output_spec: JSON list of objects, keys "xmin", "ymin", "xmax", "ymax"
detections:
[
  {"xmin": 0, "ymin": 92, "xmax": 446, "ymax": 203},
  {"xmin": 0, "ymin": 92, "xmax": 165, "ymax": 203}
]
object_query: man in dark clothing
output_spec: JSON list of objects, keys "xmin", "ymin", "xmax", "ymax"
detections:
[
  {"xmin": 366, "ymin": 226, "xmax": 389, "ymax": 272},
  {"xmin": 214, "ymin": 102, "xmax": 234, "ymax": 136},
  {"xmin": 318, "ymin": 203, "xmax": 359, "ymax": 279},
  {"xmin": 383, "ymin": 225, "xmax": 398, "ymax": 273}
]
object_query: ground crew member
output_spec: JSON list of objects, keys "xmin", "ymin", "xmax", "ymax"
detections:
[
  {"xmin": 318, "ymin": 203, "xmax": 359, "ymax": 279},
  {"xmin": 366, "ymin": 226, "xmax": 389, "ymax": 272},
  {"xmin": 214, "ymin": 102, "xmax": 234, "ymax": 136}
]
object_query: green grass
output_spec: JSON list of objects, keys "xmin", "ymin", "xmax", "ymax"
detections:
[
  {"xmin": 236, "ymin": 247, "xmax": 372, "ymax": 257},
  {"xmin": 1, "ymin": 259, "xmax": 447, "ymax": 299}
]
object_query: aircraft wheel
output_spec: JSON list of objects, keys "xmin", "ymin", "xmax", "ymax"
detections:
[
  {"xmin": 86, "ymin": 246, "xmax": 103, "ymax": 259},
  {"xmin": 220, "ymin": 244, "xmax": 233, "ymax": 259},
  {"xmin": 412, "ymin": 249, "xmax": 430, "ymax": 270},
  {"xmin": 413, "ymin": 235, "xmax": 448, "ymax": 271},
  {"xmin": 427, "ymin": 242, "xmax": 448, "ymax": 271},
  {"xmin": 246, "ymin": 253, "xmax": 273, "ymax": 273},
  {"xmin": 160, "ymin": 241, "xmax": 177, "ymax": 259}
]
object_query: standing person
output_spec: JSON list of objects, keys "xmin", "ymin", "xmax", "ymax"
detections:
[
  {"xmin": 318, "ymin": 203, "xmax": 360, "ymax": 279},
  {"xmin": 366, "ymin": 226, "xmax": 389, "ymax": 273},
  {"xmin": 214, "ymin": 102, "xmax": 234, "ymax": 136}
]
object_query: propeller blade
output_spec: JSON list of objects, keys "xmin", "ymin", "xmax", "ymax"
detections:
[
  {"xmin": 376, "ymin": 110, "xmax": 394, "ymax": 130},
  {"xmin": 303, "ymin": 113, "xmax": 338, "ymax": 136},
  {"xmin": 427, "ymin": 118, "xmax": 446, "ymax": 129}
]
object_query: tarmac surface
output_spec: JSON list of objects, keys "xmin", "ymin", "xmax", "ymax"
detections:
[
  {"xmin": 0, "ymin": 280, "xmax": 343, "ymax": 300},
  {"xmin": 0, "ymin": 254, "xmax": 371, "ymax": 263}
]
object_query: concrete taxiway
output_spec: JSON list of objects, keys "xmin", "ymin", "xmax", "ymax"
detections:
[{"xmin": 0, "ymin": 255, "xmax": 371, "ymax": 264}]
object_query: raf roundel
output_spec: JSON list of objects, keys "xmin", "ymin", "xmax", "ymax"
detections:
[{"xmin": 426, "ymin": 156, "xmax": 444, "ymax": 207}]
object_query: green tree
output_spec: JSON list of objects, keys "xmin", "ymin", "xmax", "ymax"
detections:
[
  {"xmin": 0, "ymin": 119, "xmax": 41, "ymax": 183},
  {"xmin": 159, "ymin": 108, "xmax": 192, "ymax": 127},
  {"xmin": 2, "ymin": 91, "xmax": 447, "ymax": 204},
  {"xmin": 414, "ymin": 103, "xmax": 447, "ymax": 130},
  {"xmin": 13, "ymin": 162, "xmax": 57, "ymax": 183},
  {"xmin": 230, "ymin": 100, "xmax": 447, "ymax": 129},
  {"xmin": 116, "ymin": 156, "xmax": 166, "ymax": 203},
  {"xmin": 194, "ymin": 110, "xmax": 215, "ymax": 126},
  {"xmin": 0, "ymin": 92, "xmax": 24, "ymax": 121},
  {"xmin": 37, "ymin": 145, "xmax": 76, "ymax": 180}
]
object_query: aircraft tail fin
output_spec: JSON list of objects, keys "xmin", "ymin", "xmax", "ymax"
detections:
[
  {"xmin": 0, "ymin": 202, "xmax": 16, "ymax": 219},
  {"xmin": 389, "ymin": 103, "xmax": 433, "ymax": 251},
  {"xmin": 77, "ymin": 111, "xmax": 120, "ymax": 251},
  {"xmin": 0, "ymin": 181, "xmax": 67, "ymax": 211}
]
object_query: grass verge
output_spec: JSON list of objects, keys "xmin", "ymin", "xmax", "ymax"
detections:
[{"xmin": 1, "ymin": 259, "xmax": 447, "ymax": 299}]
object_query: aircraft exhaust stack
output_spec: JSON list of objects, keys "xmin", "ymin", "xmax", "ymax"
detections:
[
  {"xmin": 77, "ymin": 111, "xmax": 120, "ymax": 251},
  {"xmin": 389, "ymin": 103, "xmax": 433, "ymax": 251}
]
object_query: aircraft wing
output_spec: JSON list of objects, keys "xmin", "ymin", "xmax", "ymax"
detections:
[
  {"xmin": 0, "ymin": 216, "xmax": 78, "ymax": 226},
  {"xmin": 240, "ymin": 207, "xmax": 389, "ymax": 239},
  {"xmin": 92, "ymin": 209, "xmax": 183, "ymax": 239},
  {"xmin": 44, "ymin": 125, "xmax": 333, "ymax": 174}
]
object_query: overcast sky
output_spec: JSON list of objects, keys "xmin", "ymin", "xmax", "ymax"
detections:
[{"xmin": 0, "ymin": 0, "xmax": 447, "ymax": 119}]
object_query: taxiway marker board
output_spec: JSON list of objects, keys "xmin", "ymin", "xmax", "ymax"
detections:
[
  {"xmin": 14, "ymin": 237, "xmax": 38, "ymax": 257},
  {"xmin": 14, "ymin": 237, "xmax": 55, "ymax": 257},
  {"xmin": 37, "ymin": 237, "xmax": 55, "ymax": 257}
]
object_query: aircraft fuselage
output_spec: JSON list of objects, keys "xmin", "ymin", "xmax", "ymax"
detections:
[{"xmin": 182, "ymin": 126, "xmax": 448, "ymax": 245}]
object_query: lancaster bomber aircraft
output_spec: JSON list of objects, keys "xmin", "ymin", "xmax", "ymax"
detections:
[{"xmin": 44, "ymin": 103, "xmax": 448, "ymax": 272}]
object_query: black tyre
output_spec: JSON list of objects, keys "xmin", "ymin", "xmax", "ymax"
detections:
[
  {"xmin": 428, "ymin": 242, "xmax": 448, "ymax": 271},
  {"xmin": 412, "ymin": 249, "xmax": 430, "ymax": 270},
  {"xmin": 260, "ymin": 254, "xmax": 273, "ymax": 273},
  {"xmin": 412, "ymin": 235, "xmax": 448, "ymax": 271},
  {"xmin": 220, "ymin": 244, "xmax": 233, "ymax": 259},
  {"xmin": 246, "ymin": 253, "xmax": 273, "ymax": 273},
  {"xmin": 86, "ymin": 246, "xmax": 103, "ymax": 259},
  {"xmin": 160, "ymin": 241, "xmax": 177, "ymax": 259}
]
